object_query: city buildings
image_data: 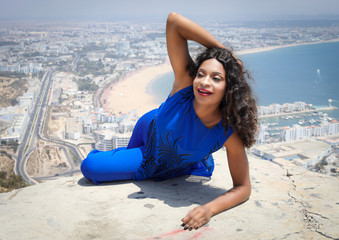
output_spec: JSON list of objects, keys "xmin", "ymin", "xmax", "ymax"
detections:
[
  {"xmin": 0, "ymin": 78, "xmax": 40, "ymax": 143},
  {"xmin": 1, "ymin": 18, "xmax": 339, "ymax": 153},
  {"xmin": 94, "ymin": 130, "xmax": 132, "ymax": 151},
  {"xmin": 282, "ymin": 120, "xmax": 339, "ymax": 142}
]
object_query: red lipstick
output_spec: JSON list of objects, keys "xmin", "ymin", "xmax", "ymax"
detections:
[{"xmin": 197, "ymin": 88, "xmax": 212, "ymax": 96}]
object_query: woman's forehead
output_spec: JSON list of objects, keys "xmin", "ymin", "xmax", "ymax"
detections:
[{"xmin": 199, "ymin": 59, "xmax": 225, "ymax": 76}]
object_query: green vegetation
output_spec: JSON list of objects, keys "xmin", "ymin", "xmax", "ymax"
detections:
[
  {"xmin": 10, "ymin": 98, "xmax": 18, "ymax": 106},
  {"xmin": 76, "ymin": 59, "xmax": 105, "ymax": 76},
  {"xmin": 8, "ymin": 78, "xmax": 27, "ymax": 89},
  {"xmin": 32, "ymin": 71, "xmax": 45, "ymax": 80},
  {"xmin": 2, "ymin": 140, "xmax": 19, "ymax": 153},
  {"xmin": 0, "ymin": 171, "xmax": 28, "ymax": 192},
  {"xmin": 313, "ymin": 156, "xmax": 329, "ymax": 173},
  {"xmin": 0, "ymin": 76, "xmax": 28, "ymax": 109},
  {"xmin": 0, "ymin": 72, "xmax": 26, "ymax": 78},
  {"xmin": 77, "ymin": 79, "xmax": 99, "ymax": 92},
  {"xmin": 0, "ymin": 150, "xmax": 12, "ymax": 159}
]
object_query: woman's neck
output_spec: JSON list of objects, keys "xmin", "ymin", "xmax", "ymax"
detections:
[{"xmin": 193, "ymin": 99, "xmax": 222, "ymax": 129}]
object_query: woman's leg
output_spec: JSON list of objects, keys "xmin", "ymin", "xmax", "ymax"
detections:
[
  {"xmin": 81, "ymin": 147, "xmax": 144, "ymax": 184},
  {"xmin": 81, "ymin": 108, "xmax": 157, "ymax": 184},
  {"xmin": 127, "ymin": 108, "xmax": 158, "ymax": 149}
]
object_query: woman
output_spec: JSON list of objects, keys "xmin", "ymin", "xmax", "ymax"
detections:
[{"xmin": 81, "ymin": 12, "xmax": 258, "ymax": 231}]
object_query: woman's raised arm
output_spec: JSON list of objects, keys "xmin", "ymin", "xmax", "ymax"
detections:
[{"xmin": 166, "ymin": 12, "xmax": 225, "ymax": 96}]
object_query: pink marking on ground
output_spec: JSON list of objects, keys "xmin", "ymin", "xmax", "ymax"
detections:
[
  {"xmin": 143, "ymin": 227, "xmax": 213, "ymax": 240},
  {"xmin": 188, "ymin": 227, "xmax": 211, "ymax": 240}
]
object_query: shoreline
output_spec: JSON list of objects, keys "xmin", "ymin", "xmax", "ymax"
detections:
[
  {"xmin": 236, "ymin": 38, "xmax": 339, "ymax": 55},
  {"xmin": 145, "ymin": 67, "xmax": 172, "ymax": 105},
  {"xmin": 101, "ymin": 61, "xmax": 172, "ymax": 116},
  {"xmin": 101, "ymin": 39, "xmax": 339, "ymax": 116},
  {"xmin": 259, "ymin": 106, "xmax": 338, "ymax": 119}
]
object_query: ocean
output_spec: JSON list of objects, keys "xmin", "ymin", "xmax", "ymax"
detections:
[{"xmin": 148, "ymin": 41, "xmax": 339, "ymax": 123}]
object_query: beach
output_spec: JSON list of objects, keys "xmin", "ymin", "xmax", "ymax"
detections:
[
  {"xmin": 100, "ymin": 62, "xmax": 172, "ymax": 116},
  {"xmin": 101, "ymin": 40, "xmax": 339, "ymax": 117},
  {"xmin": 236, "ymin": 39, "xmax": 339, "ymax": 55}
]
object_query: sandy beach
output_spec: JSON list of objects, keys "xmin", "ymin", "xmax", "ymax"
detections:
[
  {"xmin": 101, "ymin": 39, "xmax": 339, "ymax": 117},
  {"xmin": 101, "ymin": 62, "xmax": 172, "ymax": 116},
  {"xmin": 236, "ymin": 39, "xmax": 339, "ymax": 55}
]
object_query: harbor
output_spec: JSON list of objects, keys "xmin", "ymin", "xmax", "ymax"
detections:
[
  {"xmin": 258, "ymin": 105, "xmax": 339, "ymax": 144},
  {"xmin": 259, "ymin": 105, "xmax": 338, "ymax": 119}
]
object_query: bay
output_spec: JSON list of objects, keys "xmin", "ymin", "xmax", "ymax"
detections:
[{"xmin": 148, "ymin": 41, "xmax": 339, "ymax": 120}]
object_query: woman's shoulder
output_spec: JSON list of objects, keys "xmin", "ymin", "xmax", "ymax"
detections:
[
  {"xmin": 158, "ymin": 85, "xmax": 193, "ymax": 114},
  {"xmin": 167, "ymin": 84, "xmax": 193, "ymax": 103}
]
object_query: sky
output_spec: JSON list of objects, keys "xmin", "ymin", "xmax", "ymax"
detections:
[{"xmin": 0, "ymin": 0, "xmax": 339, "ymax": 22}]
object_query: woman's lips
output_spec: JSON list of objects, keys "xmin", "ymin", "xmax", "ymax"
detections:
[{"xmin": 197, "ymin": 88, "xmax": 212, "ymax": 96}]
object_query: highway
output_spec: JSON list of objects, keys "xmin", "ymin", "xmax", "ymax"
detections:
[{"xmin": 15, "ymin": 70, "xmax": 83, "ymax": 184}]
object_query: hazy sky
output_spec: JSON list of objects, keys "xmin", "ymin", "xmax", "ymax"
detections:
[{"xmin": 1, "ymin": 0, "xmax": 339, "ymax": 21}]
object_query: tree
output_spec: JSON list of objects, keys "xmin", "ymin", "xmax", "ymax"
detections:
[
  {"xmin": 8, "ymin": 140, "xmax": 19, "ymax": 153},
  {"xmin": 0, "ymin": 171, "xmax": 7, "ymax": 180}
]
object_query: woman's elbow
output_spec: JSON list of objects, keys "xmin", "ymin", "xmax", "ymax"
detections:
[
  {"xmin": 166, "ymin": 12, "xmax": 180, "ymax": 27},
  {"xmin": 236, "ymin": 182, "xmax": 251, "ymax": 202},
  {"xmin": 167, "ymin": 12, "xmax": 178, "ymax": 21},
  {"xmin": 245, "ymin": 184, "xmax": 251, "ymax": 201}
]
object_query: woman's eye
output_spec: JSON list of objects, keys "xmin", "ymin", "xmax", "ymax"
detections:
[
  {"xmin": 213, "ymin": 77, "xmax": 221, "ymax": 81},
  {"xmin": 196, "ymin": 73, "xmax": 204, "ymax": 78}
]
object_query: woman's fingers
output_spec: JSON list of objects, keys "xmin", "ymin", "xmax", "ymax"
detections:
[{"xmin": 181, "ymin": 205, "xmax": 211, "ymax": 230}]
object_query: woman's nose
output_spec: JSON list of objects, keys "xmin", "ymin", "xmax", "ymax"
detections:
[{"xmin": 201, "ymin": 76, "xmax": 211, "ymax": 86}]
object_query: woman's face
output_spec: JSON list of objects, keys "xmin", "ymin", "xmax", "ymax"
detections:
[{"xmin": 193, "ymin": 58, "xmax": 226, "ymax": 108}]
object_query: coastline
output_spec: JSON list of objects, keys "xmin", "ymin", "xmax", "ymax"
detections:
[
  {"xmin": 259, "ymin": 106, "xmax": 338, "ymax": 119},
  {"xmin": 236, "ymin": 38, "xmax": 339, "ymax": 55},
  {"xmin": 101, "ymin": 61, "xmax": 172, "ymax": 116},
  {"xmin": 145, "ymin": 69, "xmax": 173, "ymax": 105},
  {"xmin": 101, "ymin": 39, "xmax": 339, "ymax": 117}
]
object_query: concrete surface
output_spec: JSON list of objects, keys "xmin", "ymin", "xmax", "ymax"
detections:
[{"xmin": 0, "ymin": 149, "xmax": 338, "ymax": 240}]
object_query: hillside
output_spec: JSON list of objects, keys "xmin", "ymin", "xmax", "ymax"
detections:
[{"xmin": 0, "ymin": 75, "xmax": 28, "ymax": 110}]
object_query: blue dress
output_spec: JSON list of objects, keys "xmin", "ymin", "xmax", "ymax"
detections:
[
  {"xmin": 134, "ymin": 85, "xmax": 233, "ymax": 180},
  {"xmin": 81, "ymin": 85, "xmax": 233, "ymax": 184}
]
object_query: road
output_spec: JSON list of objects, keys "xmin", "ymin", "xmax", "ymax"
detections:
[{"xmin": 16, "ymin": 70, "xmax": 83, "ymax": 184}]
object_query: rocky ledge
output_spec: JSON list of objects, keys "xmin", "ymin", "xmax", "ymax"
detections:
[{"xmin": 0, "ymin": 149, "xmax": 338, "ymax": 240}]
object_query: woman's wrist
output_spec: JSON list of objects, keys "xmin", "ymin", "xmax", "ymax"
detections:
[
  {"xmin": 167, "ymin": 12, "xmax": 223, "ymax": 49},
  {"xmin": 203, "ymin": 201, "xmax": 218, "ymax": 217}
]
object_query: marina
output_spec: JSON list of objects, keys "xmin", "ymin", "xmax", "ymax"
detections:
[
  {"xmin": 259, "ymin": 109, "xmax": 339, "ymax": 143},
  {"xmin": 259, "ymin": 105, "xmax": 338, "ymax": 119}
]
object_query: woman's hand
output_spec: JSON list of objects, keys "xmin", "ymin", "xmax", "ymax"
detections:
[
  {"xmin": 166, "ymin": 12, "xmax": 225, "ymax": 96},
  {"xmin": 181, "ymin": 205, "xmax": 212, "ymax": 231},
  {"xmin": 180, "ymin": 133, "xmax": 251, "ymax": 231}
]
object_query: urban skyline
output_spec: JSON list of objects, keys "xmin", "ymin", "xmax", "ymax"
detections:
[{"xmin": 0, "ymin": 14, "xmax": 338, "ymax": 189}]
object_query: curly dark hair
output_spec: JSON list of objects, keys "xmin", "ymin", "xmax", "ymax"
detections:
[{"xmin": 189, "ymin": 47, "xmax": 258, "ymax": 148}]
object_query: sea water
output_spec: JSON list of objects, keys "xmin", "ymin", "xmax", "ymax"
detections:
[{"xmin": 148, "ymin": 41, "xmax": 339, "ymax": 124}]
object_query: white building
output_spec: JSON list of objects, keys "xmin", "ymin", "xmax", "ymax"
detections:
[
  {"xmin": 0, "ymin": 108, "xmax": 29, "ymax": 143},
  {"xmin": 93, "ymin": 130, "xmax": 131, "ymax": 151},
  {"xmin": 97, "ymin": 122, "xmax": 119, "ymax": 133},
  {"xmin": 256, "ymin": 124, "xmax": 268, "ymax": 144},
  {"xmin": 65, "ymin": 118, "xmax": 82, "ymax": 140},
  {"xmin": 112, "ymin": 133, "xmax": 131, "ymax": 149},
  {"xmin": 282, "ymin": 121, "xmax": 339, "ymax": 142},
  {"xmin": 258, "ymin": 101, "xmax": 311, "ymax": 117},
  {"xmin": 94, "ymin": 130, "xmax": 113, "ymax": 151},
  {"xmin": 83, "ymin": 118, "xmax": 93, "ymax": 134}
]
